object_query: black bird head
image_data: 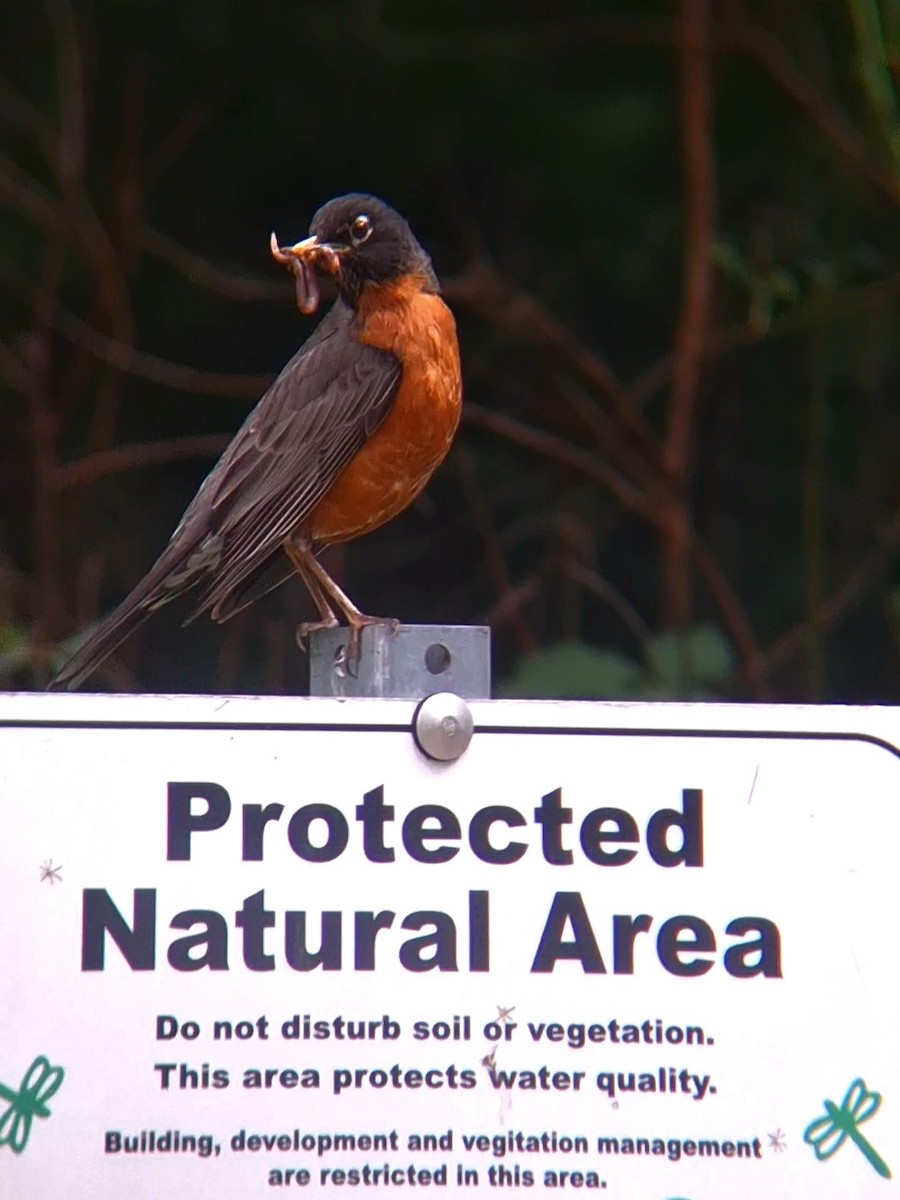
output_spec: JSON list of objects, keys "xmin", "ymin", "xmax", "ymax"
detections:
[{"xmin": 271, "ymin": 193, "xmax": 438, "ymax": 313}]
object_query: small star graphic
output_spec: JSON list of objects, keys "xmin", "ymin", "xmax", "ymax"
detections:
[
  {"xmin": 768, "ymin": 1128, "xmax": 787, "ymax": 1152},
  {"xmin": 40, "ymin": 860, "xmax": 63, "ymax": 885},
  {"xmin": 481, "ymin": 1045, "xmax": 498, "ymax": 1070},
  {"xmin": 497, "ymin": 1005, "xmax": 516, "ymax": 1023}
]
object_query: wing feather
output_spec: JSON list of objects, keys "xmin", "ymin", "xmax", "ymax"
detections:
[{"xmin": 187, "ymin": 305, "xmax": 400, "ymax": 619}]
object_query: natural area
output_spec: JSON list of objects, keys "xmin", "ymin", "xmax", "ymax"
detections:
[{"xmin": 2, "ymin": 0, "xmax": 900, "ymax": 699}]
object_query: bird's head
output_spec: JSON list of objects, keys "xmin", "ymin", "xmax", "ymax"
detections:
[{"xmin": 271, "ymin": 193, "xmax": 438, "ymax": 314}]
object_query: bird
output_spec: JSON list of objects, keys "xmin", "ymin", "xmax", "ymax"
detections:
[{"xmin": 49, "ymin": 193, "xmax": 462, "ymax": 690}]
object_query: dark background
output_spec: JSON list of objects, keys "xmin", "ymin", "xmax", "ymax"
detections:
[{"xmin": 2, "ymin": 0, "xmax": 900, "ymax": 699}]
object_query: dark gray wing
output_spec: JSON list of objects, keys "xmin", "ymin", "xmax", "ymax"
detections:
[
  {"xmin": 49, "ymin": 302, "xmax": 400, "ymax": 689},
  {"xmin": 188, "ymin": 306, "xmax": 399, "ymax": 617}
]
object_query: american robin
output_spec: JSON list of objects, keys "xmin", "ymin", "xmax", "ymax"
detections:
[{"xmin": 50, "ymin": 194, "xmax": 462, "ymax": 690}]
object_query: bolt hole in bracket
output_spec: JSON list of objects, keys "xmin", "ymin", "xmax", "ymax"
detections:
[{"xmin": 424, "ymin": 643, "xmax": 452, "ymax": 675}]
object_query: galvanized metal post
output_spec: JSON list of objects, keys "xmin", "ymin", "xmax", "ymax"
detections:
[{"xmin": 308, "ymin": 624, "xmax": 491, "ymax": 699}]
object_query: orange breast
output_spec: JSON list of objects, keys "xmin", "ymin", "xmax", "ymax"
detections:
[{"xmin": 306, "ymin": 276, "xmax": 462, "ymax": 545}]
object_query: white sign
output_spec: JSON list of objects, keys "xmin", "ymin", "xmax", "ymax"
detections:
[{"xmin": 1, "ymin": 693, "xmax": 899, "ymax": 1199}]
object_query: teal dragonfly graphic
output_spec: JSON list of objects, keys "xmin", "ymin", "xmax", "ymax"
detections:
[
  {"xmin": 0, "ymin": 1055, "xmax": 65, "ymax": 1154},
  {"xmin": 804, "ymin": 1077, "xmax": 891, "ymax": 1179}
]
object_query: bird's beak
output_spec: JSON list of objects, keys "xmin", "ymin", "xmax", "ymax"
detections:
[{"xmin": 270, "ymin": 232, "xmax": 345, "ymax": 315}]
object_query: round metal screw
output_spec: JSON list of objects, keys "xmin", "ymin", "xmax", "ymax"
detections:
[{"xmin": 413, "ymin": 692, "xmax": 474, "ymax": 761}]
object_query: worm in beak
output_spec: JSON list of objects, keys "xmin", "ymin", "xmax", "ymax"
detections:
[{"xmin": 270, "ymin": 232, "xmax": 343, "ymax": 315}]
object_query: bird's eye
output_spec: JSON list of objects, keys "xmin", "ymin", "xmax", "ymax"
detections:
[{"xmin": 350, "ymin": 214, "xmax": 373, "ymax": 244}]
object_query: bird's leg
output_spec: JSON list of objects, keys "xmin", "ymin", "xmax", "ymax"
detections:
[
  {"xmin": 286, "ymin": 534, "xmax": 399, "ymax": 664},
  {"xmin": 284, "ymin": 541, "xmax": 339, "ymax": 650}
]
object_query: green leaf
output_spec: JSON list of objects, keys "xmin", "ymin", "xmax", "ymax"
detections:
[
  {"xmin": 0, "ymin": 624, "xmax": 29, "ymax": 675},
  {"xmin": 712, "ymin": 239, "xmax": 753, "ymax": 286},
  {"xmin": 499, "ymin": 642, "xmax": 643, "ymax": 700},
  {"xmin": 767, "ymin": 267, "xmax": 800, "ymax": 303},
  {"xmin": 645, "ymin": 624, "xmax": 734, "ymax": 691}
]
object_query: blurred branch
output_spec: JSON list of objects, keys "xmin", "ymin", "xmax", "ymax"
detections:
[
  {"xmin": 733, "ymin": 505, "xmax": 900, "ymax": 687},
  {"xmin": 141, "ymin": 226, "xmax": 291, "ymax": 302},
  {"xmin": 847, "ymin": 0, "xmax": 900, "ymax": 171},
  {"xmin": 803, "ymin": 322, "xmax": 828, "ymax": 697},
  {"xmin": 24, "ymin": 332, "xmax": 64, "ymax": 673},
  {"xmin": 1, "ymin": 71, "xmax": 131, "ymax": 351},
  {"xmin": 482, "ymin": 575, "xmax": 543, "ymax": 633},
  {"xmin": 0, "ymin": 153, "xmax": 134, "ymax": 358},
  {"xmin": 64, "ymin": 188, "xmax": 135, "ymax": 346},
  {"xmin": 44, "ymin": 0, "xmax": 85, "ymax": 188},
  {"xmin": 86, "ymin": 66, "xmax": 146, "ymax": 451},
  {"xmin": 662, "ymin": 0, "xmax": 716, "ymax": 628},
  {"xmin": 691, "ymin": 539, "xmax": 764, "ymax": 695},
  {"xmin": 454, "ymin": 447, "xmax": 539, "ymax": 655},
  {"xmin": 463, "ymin": 402, "xmax": 652, "ymax": 520},
  {"xmin": 730, "ymin": 16, "xmax": 900, "ymax": 208},
  {"xmin": 52, "ymin": 305, "xmax": 271, "ymax": 397},
  {"xmin": 447, "ymin": 263, "xmax": 665, "ymax": 476},
  {"xmin": 143, "ymin": 77, "xmax": 232, "ymax": 186},
  {"xmin": 0, "ymin": 339, "xmax": 29, "ymax": 392},
  {"xmin": 466, "ymin": 402, "xmax": 763, "ymax": 691},
  {"xmin": 42, "ymin": 0, "xmax": 138, "ymax": 445},
  {"xmin": 56, "ymin": 434, "xmax": 231, "ymax": 491},
  {"xmin": 563, "ymin": 560, "xmax": 652, "ymax": 647},
  {"xmin": 0, "ymin": 150, "xmax": 65, "ymax": 230},
  {"xmin": 114, "ymin": 61, "xmax": 147, "ymax": 255},
  {"xmin": 0, "ymin": 76, "xmax": 60, "ymax": 165},
  {"xmin": 628, "ymin": 270, "xmax": 900, "ymax": 408},
  {"xmin": 375, "ymin": 15, "xmax": 676, "ymax": 59}
]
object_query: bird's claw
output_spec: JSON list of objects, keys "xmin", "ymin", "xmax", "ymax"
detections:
[
  {"xmin": 295, "ymin": 617, "xmax": 339, "ymax": 652},
  {"xmin": 342, "ymin": 616, "xmax": 400, "ymax": 675},
  {"xmin": 295, "ymin": 616, "xmax": 398, "ymax": 680}
]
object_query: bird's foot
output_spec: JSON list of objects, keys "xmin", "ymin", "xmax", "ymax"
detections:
[
  {"xmin": 295, "ymin": 614, "xmax": 400, "ymax": 676},
  {"xmin": 341, "ymin": 615, "xmax": 401, "ymax": 678},
  {"xmin": 295, "ymin": 616, "xmax": 340, "ymax": 652}
]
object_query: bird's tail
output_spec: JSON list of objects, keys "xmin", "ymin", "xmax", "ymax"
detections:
[
  {"xmin": 48, "ymin": 592, "xmax": 156, "ymax": 691},
  {"xmin": 48, "ymin": 534, "xmax": 210, "ymax": 691}
]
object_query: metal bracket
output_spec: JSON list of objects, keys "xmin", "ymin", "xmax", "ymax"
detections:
[{"xmin": 308, "ymin": 624, "xmax": 491, "ymax": 700}]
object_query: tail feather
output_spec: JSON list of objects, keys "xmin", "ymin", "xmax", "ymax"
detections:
[
  {"xmin": 48, "ymin": 537, "xmax": 208, "ymax": 691},
  {"xmin": 47, "ymin": 594, "xmax": 157, "ymax": 691}
]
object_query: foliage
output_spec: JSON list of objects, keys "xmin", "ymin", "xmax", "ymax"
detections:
[{"xmin": 501, "ymin": 623, "xmax": 734, "ymax": 700}]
